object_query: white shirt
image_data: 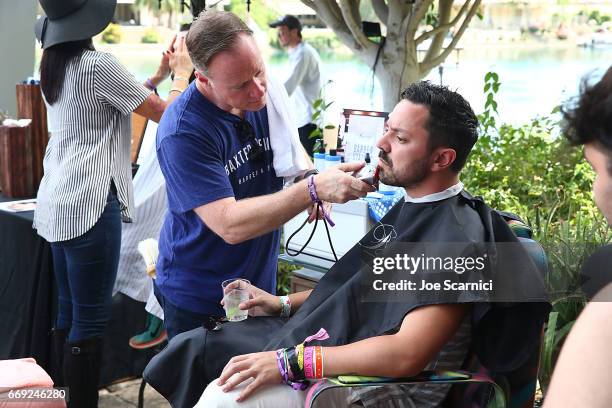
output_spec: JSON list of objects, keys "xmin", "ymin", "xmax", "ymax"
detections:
[
  {"xmin": 33, "ymin": 51, "xmax": 150, "ymax": 242},
  {"xmin": 404, "ymin": 181, "xmax": 464, "ymax": 203},
  {"xmin": 284, "ymin": 42, "xmax": 322, "ymax": 128}
]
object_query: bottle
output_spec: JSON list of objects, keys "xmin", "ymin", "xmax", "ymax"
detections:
[
  {"xmin": 325, "ymin": 150, "xmax": 341, "ymax": 169},
  {"xmin": 313, "ymin": 152, "xmax": 326, "ymax": 172}
]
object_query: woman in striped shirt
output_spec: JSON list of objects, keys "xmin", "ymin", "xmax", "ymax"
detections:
[{"xmin": 33, "ymin": 1, "xmax": 193, "ymax": 407}]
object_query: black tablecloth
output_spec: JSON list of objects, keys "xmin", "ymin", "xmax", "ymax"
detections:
[{"xmin": 0, "ymin": 194, "xmax": 158, "ymax": 385}]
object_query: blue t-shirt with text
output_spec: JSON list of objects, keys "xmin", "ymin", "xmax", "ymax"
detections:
[{"xmin": 155, "ymin": 83, "xmax": 283, "ymax": 316}]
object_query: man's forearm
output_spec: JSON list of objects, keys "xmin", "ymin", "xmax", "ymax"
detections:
[
  {"xmin": 288, "ymin": 290, "xmax": 312, "ymax": 313},
  {"xmin": 321, "ymin": 335, "xmax": 425, "ymax": 378},
  {"xmin": 217, "ymin": 179, "xmax": 312, "ymax": 244}
]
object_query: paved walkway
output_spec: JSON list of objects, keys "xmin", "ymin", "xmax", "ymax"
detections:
[{"xmin": 99, "ymin": 378, "xmax": 170, "ymax": 408}]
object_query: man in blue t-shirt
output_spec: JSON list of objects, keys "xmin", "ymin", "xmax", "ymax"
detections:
[{"xmin": 155, "ymin": 10, "xmax": 374, "ymax": 339}]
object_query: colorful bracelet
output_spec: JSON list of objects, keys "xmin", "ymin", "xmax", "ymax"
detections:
[
  {"xmin": 276, "ymin": 328, "xmax": 330, "ymax": 389},
  {"xmin": 279, "ymin": 295, "xmax": 291, "ymax": 317},
  {"xmin": 307, "ymin": 176, "xmax": 335, "ymax": 226},
  {"xmin": 276, "ymin": 348, "xmax": 308, "ymax": 390}
]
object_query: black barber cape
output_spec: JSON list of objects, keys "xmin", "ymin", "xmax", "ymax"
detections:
[{"xmin": 144, "ymin": 191, "xmax": 550, "ymax": 408}]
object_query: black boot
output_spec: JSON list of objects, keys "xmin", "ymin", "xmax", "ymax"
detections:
[
  {"xmin": 50, "ymin": 328, "xmax": 69, "ymax": 386},
  {"xmin": 63, "ymin": 337, "xmax": 103, "ymax": 408}
]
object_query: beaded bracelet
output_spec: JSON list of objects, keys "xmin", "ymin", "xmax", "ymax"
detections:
[{"xmin": 279, "ymin": 295, "xmax": 291, "ymax": 317}]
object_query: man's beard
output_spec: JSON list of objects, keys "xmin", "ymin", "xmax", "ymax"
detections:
[{"xmin": 378, "ymin": 151, "xmax": 429, "ymax": 188}]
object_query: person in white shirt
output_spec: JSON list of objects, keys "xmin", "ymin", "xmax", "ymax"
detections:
[{"xmin": 269, "ymin": 15, "xmax": 322, "ymax": 156}]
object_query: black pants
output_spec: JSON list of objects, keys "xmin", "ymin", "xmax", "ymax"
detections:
[{"xmin": 298, "ymin": 123, "xmax": 318, "ymax": 157}]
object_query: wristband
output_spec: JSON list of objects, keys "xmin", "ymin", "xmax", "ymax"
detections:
[
  {"xmin": 307, "ymin": 175, "xmax": 319, "ymax": 203},
  {"xmin": 279, "ymin": 295, "xmax": 291, "ymax": 317},
  {"xmin": 276, "ymin": 348, "xmax": 308, "ymax": 391},
  {"xmin": 307, "ymin": 176, "xmax": 335, "ymax": 227},
  {"xmin": 145, "ymin": 78, "xmax": 158, "ymax": 95}
]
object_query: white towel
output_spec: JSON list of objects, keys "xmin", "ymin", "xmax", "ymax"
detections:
[{"xmin": 266, "ymin": 75, "xmax": 310, "ymax": 180}]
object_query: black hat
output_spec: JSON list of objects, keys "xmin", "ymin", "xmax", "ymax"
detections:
[
  {"xmin": 35, "ymin": 0, "xmax": 117, "ymax": 49},
  {"xmin": 268, "ymin": 15, "xmax": 302, "ymax": 32}
]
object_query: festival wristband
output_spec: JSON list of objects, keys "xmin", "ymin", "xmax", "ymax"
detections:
[
  {"xmin": 303, "ymin": 346, "xmax": 314, "ymax": 379},
  {"xmin": 296, "ymin": 343, "xmax": 305, "ymax": 370},
  {"xmin": 286, "ymin": 347, "xmax": 304, "ymax": 381},
  {"xmin": 307, "ymin": 176, "xmax": 335, "ymax": 226},
  {"xmin": 279, "ymin": 295, "xmax": 291, "ymax": 317},
  {"xmin": 315, "ymin": 346, "xmax": 323, "ymax": 379}
]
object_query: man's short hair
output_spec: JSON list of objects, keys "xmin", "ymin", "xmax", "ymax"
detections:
[
  {"xmin": 401, "ymin": 81, "xmax": 479, "ymax": 173},
  {"xmin": 186, "ymin": 10, "xmax": 253, "ymax": 74},
  {"xmin": 562, "ymin": 66, "xmax": 612, "ymax": 172}
]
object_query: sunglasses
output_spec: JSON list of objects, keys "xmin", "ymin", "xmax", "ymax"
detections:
[{"xmin": 234, "ymin": 120, "xmax": 265, "ymax": 163}]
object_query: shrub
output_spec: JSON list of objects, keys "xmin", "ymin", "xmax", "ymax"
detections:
[
  {"xmin": 101, "ymin": 23, "xmax": 122, "ymax": 44},
  {"xmin": 464, "ymin": 72, "xmax": 610, "ymax": 393},
  {"xmin": 141, "ymin": 28, "xmax": 160, "ymax": 44}
]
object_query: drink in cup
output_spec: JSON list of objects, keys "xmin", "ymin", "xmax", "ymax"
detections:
[{"xmin": 221, "ymin": 278, "xmax": 250, "ymax": 322}]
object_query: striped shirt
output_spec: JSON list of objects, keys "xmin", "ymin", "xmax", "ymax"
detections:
[{"xmin": 33, "ymin": 50, "xmax": 150, "ymax": 242}]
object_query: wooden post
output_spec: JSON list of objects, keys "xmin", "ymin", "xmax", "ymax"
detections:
[
  {"xmin": 16, "ymin": 83, "xmax": 48, "ymax": 191},
  {"xmin": 0, "ymin": 124, "xmax": 34, "ymax": 198}
]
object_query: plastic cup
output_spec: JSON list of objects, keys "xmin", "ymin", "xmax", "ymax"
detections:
[{"xmin": 221, "ymin": 279, "xmax": 250, "ymax": 322}]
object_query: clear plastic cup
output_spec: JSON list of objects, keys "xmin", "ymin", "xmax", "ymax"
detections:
[{"xmin": 221, "ymin": 278, "xmax": 250, "ymax": 322}]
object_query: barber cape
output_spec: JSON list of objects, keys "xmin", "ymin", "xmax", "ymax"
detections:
[{"xmin": 144, "ymin": 191, "xmax": 550, "ymax": 408}]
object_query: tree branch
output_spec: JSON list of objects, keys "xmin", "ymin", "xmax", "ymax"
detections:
[
  {"xmin": 419, "ymin": 0, "xmax": 481, "ymax": 72},
  {"xmin": 339, "ymin": 0, "xmax": 370, "ymax": 49},
  {"xmin": 422, "ymin": 0, "xmax": 453, "ymax": 62},
  {"xmin": 407, "ymin": 0, "xmax": 435, "ymax": 34},
  {"xmin": 416, "ymin": 0, "xmax": 471, "ymax": 45},
  {"xmin": 372, "ymin": 0, "xmax": 389, "ymax": 25},
  {"xmin": 301, "ymin": 0, "xmax": 374, "ymax": 54}
]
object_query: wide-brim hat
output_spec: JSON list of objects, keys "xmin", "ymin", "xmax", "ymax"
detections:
[{"xmin": 35, "ymin": 0, "xmax": 117, "ymax": 49}]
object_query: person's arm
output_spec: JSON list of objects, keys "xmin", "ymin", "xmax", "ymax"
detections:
[
  {"xmin": 283, "ymin": 47, "xmax": 309, "ymax": 96},
  {"xmin": 323, "ymin": 303, "xmax": 469, "ymax": 377},
  {"xmin": 195, "ymin": 162, "xmax": 374, "ymax": 245},
  {"xmin": 543, "ymin": 284, "xmax": 612, "ymax": 408},
  {"xmin": 134, "ymin": 35, "xmax": 194, "ymax": 122},
  {"xmin": 233, "ymin": 284, "xmax": 312, "ymax": 317},
  {"xmin": 216, "ymin": 303, "xmax": 470, "ymax": 402}
]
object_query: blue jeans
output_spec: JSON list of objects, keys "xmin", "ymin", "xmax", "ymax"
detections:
[
  {"xmin": 51, "ymin": 190, "xmax": 121, "ymax": 342},
  {"xmin": 153, "ymin": 284, "xmax": 213, "ymax": 340}
]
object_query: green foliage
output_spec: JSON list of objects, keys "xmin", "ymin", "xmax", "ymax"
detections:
[
  {"xmin": 464, "ymin": 72, "xmax": 610, "ymax": 393},
  {"xmin": 308, "ymin": 80, "xmax": 335, "ymax": 153},
  {"xmin": 141, "ymin": 28, "xmax": 160, "ymax": 44},
  {"xmin": 228, "ymin": 0, "xmax": 279, "ymax": 32},
  {"xmin": 588, "ymin": 10, "xmax": 611, "ymax": 25},
  {"xmin": 101, "ymin": 24, "xmax": 122, "ymax": 44},
  {"xmin": 277, "ymin": 244, "xmax": 299, "ymax": 296}
]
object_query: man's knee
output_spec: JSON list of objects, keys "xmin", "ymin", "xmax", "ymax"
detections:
[
  {"xmin": 195, "ymin": 378, "xmax": 250, "ymax": 408},
  {"xmin": 195, "ymin": 376, "xmax": 307, "ymax": 408}
]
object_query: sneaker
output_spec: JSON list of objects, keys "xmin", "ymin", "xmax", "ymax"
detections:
[{"xmin": 129, "ymin": 314, "xmax": 167, "ymax": 349}]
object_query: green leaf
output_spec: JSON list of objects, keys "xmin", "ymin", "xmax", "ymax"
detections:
[
  {"xmin": 324, "ymin": 101, "xmax": 334, "ymax": 109},
  {"xmin": 493, "ymin": 83, "xmax": 500, "ymax": 93},
  {"xmin": 492, "ymin": 73, "xmax": 499, "ymax": 82},
  {"xmin": 485, "ymin": 72, "xmax": 492, "ymax": 82},
  {"xmin": 484, "ymin": 83, "xmax": 491, "ymax": 92},
  {"xmin": 311, "ymin": 111, "xmax": 321, "ymax": 121},
  {"xmin": 313, "ymin": 99, "xmax": 323, "ymax": 109}
]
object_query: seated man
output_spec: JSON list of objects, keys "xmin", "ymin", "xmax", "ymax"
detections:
[
  {"xmin": 144, "ymin": 81, "xmax": 548, "ymax": 408},
  {"xmin": 543, "ymin": 66, "xmax": 612, "ymax": 408}
]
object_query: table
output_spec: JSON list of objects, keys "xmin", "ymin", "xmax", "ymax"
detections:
[{"xmin": 0, "ymin": 194, "xmax": 157, "ymax": 386}]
